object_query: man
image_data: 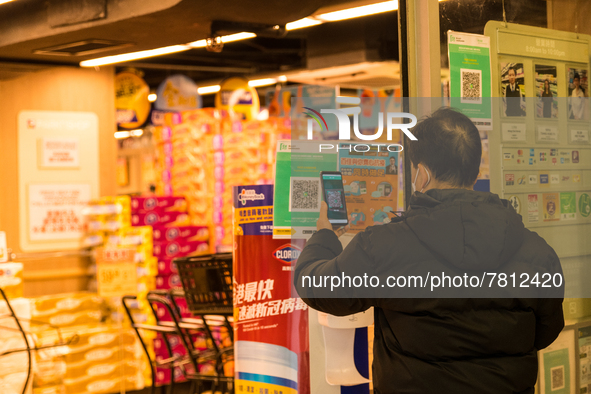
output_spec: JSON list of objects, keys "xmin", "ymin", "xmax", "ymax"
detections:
[
  {"xmin": 569, "ymin": 73, "xmax": 586, "ymax": 120},
  {"xmin": 294, "ymin": 108, "xmax": 564, "ymax": 393},
  {"xmin": 504, "ymin": 67, "xmax": 525, "ymax": 116},
  {"xmin": 385, "ymin": 156, "xmax": 398, "ymax": 175}
]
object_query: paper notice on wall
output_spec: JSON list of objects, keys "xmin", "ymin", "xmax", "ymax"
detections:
[
  {"xmin": 28, "ymin": 184, "xmax": 91, "ymax": 241},
  {"xmin": 40, "ymin": 137, "xmax": 79, "ymax": 168},
  {"xmin": 542, "ymin": 192, "xmax": 559, "ymax": 222},
  {"xmin": 527, "ymin": 194, "xmax": 539, "ymax": 223},
  {"xmin": 560, "ymin": 192, "xmax": 577, "ymax": 220},
  {"xmin": 338, "ymin": 143, "xmax": 398, "ymax": 233}
]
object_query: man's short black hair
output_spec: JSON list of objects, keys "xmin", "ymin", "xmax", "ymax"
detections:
[
  {"xmin": 406, "ymin": 107, "xmax": 482, "ymax": 188},
  {"xmin": 508, "ymin": 67, "xmax": 516, "ymax": 75},
  {"xmin": 574, "ymin": 73, "xmax": 580, "ymax": 80}
]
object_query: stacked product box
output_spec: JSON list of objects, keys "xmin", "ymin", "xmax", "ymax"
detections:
[
  {"xmin": 29, "ymin": 292, "xmax": 143, "ymax": 394},
  {"xmin": 34, "ymin": 324, "xmax": 145, "ymax": 394},
  {"xmin": 153, "ymin": 109, "xmax": 286, "ymax": 252},
  {"xmin": 131, "ymin": 196, "xmax": 210, "ymax": 386},
  {"xmin": 209, "ymin": 119, "xmax": 276, "ymax": 250},
  {"xmin": 153, "ymin": 109, "xmax": 218, "ymax": 205},
  {"xmin": 82, "ymin": 196, "xmax": 132, "ymax": 249},
  {"xmin": 151, "ymin": 224, "xmax": 210, "ymax": 386},
  {"xmin": 130, "ymin": 196, "xmax": 206, "ymax": 299},
  {"xmin": 0, "ymin": 297, "xmax": 31, "ymax": 394},
  {"xmin": 113, "ymin": 225, "xmax": 158, "ymax": 327},
  {"xmin": 152, "ymin": 224, "xmax": 209, "ymax": 294},
  {"xmin": 82, "ymin": 196, "xmax": 158, "ymax": 327},
  {"xmin": 30, "ymin": 292, "xmax": 108, "ymax": 394}
]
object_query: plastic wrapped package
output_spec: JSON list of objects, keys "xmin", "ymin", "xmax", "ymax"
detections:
[
  {"xmin": 0, "ymin": 263, "xmax": 24, "ymax": 299},
  {"xmin": 31, "ymin": 293, "xmax": 104, "ymax": 319}
]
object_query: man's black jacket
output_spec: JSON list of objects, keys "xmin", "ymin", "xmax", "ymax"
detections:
[{"xmin": 294, "ymin": 189, "xmax": 564, "ymax": 394}]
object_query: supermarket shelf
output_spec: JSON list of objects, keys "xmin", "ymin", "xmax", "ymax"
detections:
[{"xmin": 22, "ymin": 268, "xmax": 91, "ymax": 281}]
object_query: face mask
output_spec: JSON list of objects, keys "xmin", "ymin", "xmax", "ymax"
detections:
[{"xmin": 412, "ymin": 165, "xmax": 431, "ymax": 193}]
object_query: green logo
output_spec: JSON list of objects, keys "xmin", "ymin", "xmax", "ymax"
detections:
[
  {"xmin": 450, "ymin": 36, "xmax": 456, "ymax": 42},
  {"xmin": 579, "ymin": 193, "xmax": 591, "ymax": 218}
]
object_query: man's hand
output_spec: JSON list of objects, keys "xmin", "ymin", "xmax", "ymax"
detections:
[{"xmin": 317, "ymin": 201, "xmax": 350, "ymax": 237}]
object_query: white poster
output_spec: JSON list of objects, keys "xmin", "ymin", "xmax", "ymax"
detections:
[{"xmin": 28, "ymin": 184, "xmax": 91, "ymax": 241}]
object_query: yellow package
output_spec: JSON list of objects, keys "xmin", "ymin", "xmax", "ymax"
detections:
[
  {"xmin": 65, "ymin": 360, "xmax": 143, "ymax": 381},
  {"xmin": 64, "ymin": 374, "xmax": 144, "ymax": 394},
  {"xmin": 31, "ymin": 293, "xmax": 104, "ymax": 316},
  {"xmin": 138, "ymin": 257, "xmax": 158, "ymax": 276},
  {"xmin": 0, "ymin": 263, "xmax": 23, "ymax": 299},
  {"xmin": 67, "ymin": 327, "xmax": 137, "ymax": 352},
  {"xmin": 34, "ymin": 355, "xmax": 66, "ymax": 387},
  {"xmin": 137, "ymin": 276, "xmax": 156, "ymax": 292},
  {"xmin": 134, "ymin": 245, "xmax": 153, "ymax": 264},
  {"xmin": 64, "ymin": 344, "xmax": 141, "ymax": 366},
  {"xmin": 119, "ymin": 226, "xmax": 152, "ymax": 248},
  {"xmin": 40, "ymin": 310, "xmax": 104, "ymax": 328},
  {"xmin": 33, "ymin": 385, "xmax": 65, "ymax": 394},
  {"xmin": 99, "ymin": 196, "xmax": 131, "ymax": 214}
]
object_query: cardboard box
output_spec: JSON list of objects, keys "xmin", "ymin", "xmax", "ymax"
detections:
[
  {"xmin": 153, "ymin": 240, "xmax": 208, "ymax": 259},
  {"xmin": 131, "ymin": 211, "xmax": 190, "ymax": 227},
  {"xmin": 157, "ymin": 259, "xmax": 178, "ymax": 275},
  {"xmin": 131, "ymin": 196, "xmax": 186, "ymax": 213},
  {"xmin": 155, "ymin": 275, "xmax": 182, "ymax": 290},
  {"xmin": 152, "ymin": 225, "xmax": 209, "ymax": 242}
]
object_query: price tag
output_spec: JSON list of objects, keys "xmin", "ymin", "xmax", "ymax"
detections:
[{"xmin": 97, "ymin": 262, "xmax": 137, "ymax": 297}]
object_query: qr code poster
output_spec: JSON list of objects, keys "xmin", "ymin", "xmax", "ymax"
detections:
[
  {"xmin": 289, "ymin": 177, "xmax": 321, "ymax": 212},
  {"xmin": 460, "ymin": 68, "xmax": 482, "ymax": 104},
  {"xmin": 539, "ymin": 329, "xmax": 575, "ymax": 394},
  {"xmin": 447, "ymin": 31, "xmax": 492, "ymax": 128},
  {"xmin": 501, "ymin": 62, "xmax": 526, "ymax": 117}
]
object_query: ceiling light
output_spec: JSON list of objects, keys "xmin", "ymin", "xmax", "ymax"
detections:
[
  {"xmin": 221, "ymin": 32, "xmax": 256, "ymax": 43},
  {"xmin": 277, "ymin": 75, "xmax": 288, "ymax": 82},
  {"xmin": 80, "ymin": 45, "xmax": 190, "ymax": 67},
  {"xmin": 286, "ymin": 18, "xmax": 323, "ymax": 30},
  {"xmin": 148, "ymin": 93, "xmax": 157, "ymax": 102},
  {"xmin": 187, "ymin": 39, "xmax": 207, "ymax": 48},
  {"xmin": 315, "ymin": 0, "xmax": 398, "ymax": 22},
  {"xmin": 81, "ymin": 33, "xmax": 255, "ymax": 67},
  {"xmin": 198, "ymin": 85, "xmax": 221, "ymax": 95},
  {"xmin": 114, "ymin": 131, "xmax": 131, "ymax": 139},
  {"xmin": 130, "ymin": 129, "xmax": 144, "ymax": 137},
  {"xmin": 0, "ymin": 0, "xmax": 15, "ymax": 4},
  {"xmin": 248, "ymin": 78, "xmax": 278, "ymax": 87}
]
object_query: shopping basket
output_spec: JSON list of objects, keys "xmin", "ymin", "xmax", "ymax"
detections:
[{"xmin": 173, "ymin": 253, "xmax": 233, "ymax": 315}]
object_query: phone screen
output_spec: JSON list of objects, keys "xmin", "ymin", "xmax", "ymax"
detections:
[{"xmin": 321, "ymin": 172, "xmax": 348, "ymax": 225}]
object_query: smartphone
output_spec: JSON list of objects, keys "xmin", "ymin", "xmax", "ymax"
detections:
[{"xmin": 320, "ymin": 171, "xmax": 348, "ymax": 227}]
